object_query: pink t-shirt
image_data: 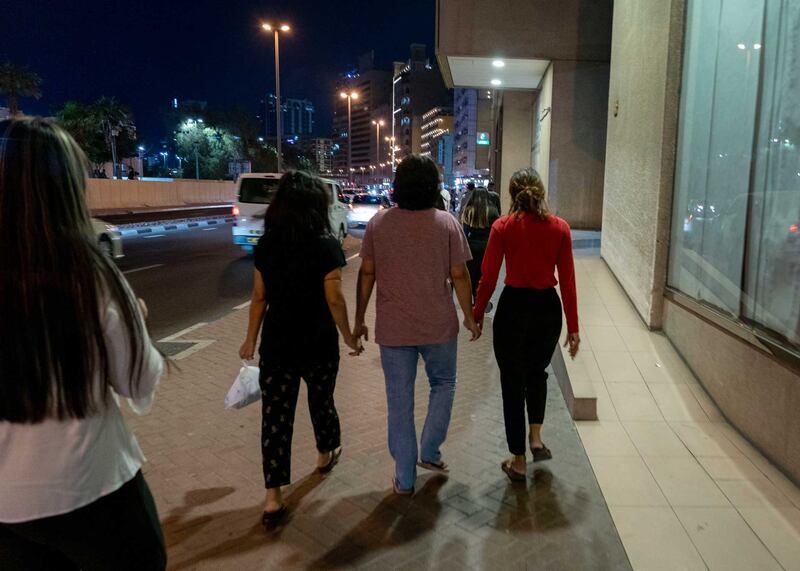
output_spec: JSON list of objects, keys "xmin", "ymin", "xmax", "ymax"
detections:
[{"xmin": 360, "ymin": 208, "xmax": 472, "ymax": 346}]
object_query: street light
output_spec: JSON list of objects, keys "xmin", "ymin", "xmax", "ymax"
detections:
[
  {"xmin": 372, "ymin": 119, "xmax": 385, "ymax": 175},
  {"xmin": 340, "ymin": 90, "xmax": 359, "ymax": 183},
  {"xmin": 262, "ymin": 21, "xmax": 291, "ymax": 172},
  {"xmin": 159, "ymin": 151, "xmax": 168, "ymax": 169},
  {"xmin": 385, "ymin": 135, "xmax": 397, "ymax": 172}
]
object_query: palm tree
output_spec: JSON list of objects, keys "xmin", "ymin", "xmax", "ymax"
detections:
[{"xmin": 0, "ymin": 62, "xmax": 42, "ymax": 115}]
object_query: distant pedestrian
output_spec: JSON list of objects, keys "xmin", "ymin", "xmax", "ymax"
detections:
[
  {"xmin": 0, "ymin": 117, "xmax": 166, "ymax": 570},
  {"xmin": 239, "ymin": 171, "xmax": 363, "ymax": 527},
  {"xmin": 473, "ymin": 168, "xmax": 580, "ymax": 482},
  {"xmin": 355, "ymin": 154, "xmax": 481, "ymax": 495},
  {"xmin": 486, "ymin": 181, "xmax": 502, "ymax": 213},
  {"xmin": 461, "ymin": 187, "xmax": 500, "ymax": 306}
]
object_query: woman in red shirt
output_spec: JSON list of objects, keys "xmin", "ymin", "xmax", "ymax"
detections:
[{"xmin": 473, "ymin": 168, "xmax": 580, "ymax": 482}]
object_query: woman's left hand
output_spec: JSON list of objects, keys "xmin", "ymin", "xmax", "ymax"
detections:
[
  {"xmin": 239, "ymin": 338, "xmax": 256, "ymax": 361},
  {"xmin": 564, "ymin": 333, "xmax": 581, "ymax": 359}
]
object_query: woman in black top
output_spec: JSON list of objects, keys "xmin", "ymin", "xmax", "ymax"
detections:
[
  {"xmin": 239, "ymin": 171, "xmax": 362, "ymax": 527},
  {"xmin": 461, "ymin": 187, "xmax": 500, "ymax": 303}
]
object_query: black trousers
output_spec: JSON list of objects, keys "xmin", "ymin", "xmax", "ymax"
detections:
[
  {"xmin": 260, "ymin": 358, "xmax": 341, "ymax": 489},
  {"xmin": 0, "ymin": 471, "xmax": 166, "ymax": 571},
  {"xmin": 467, "ymin": 238, "xmax": 489, "ymax": 300},
  {"xmin": 493, "ymin": 286, "xmax": 563, "ymax": 456}
]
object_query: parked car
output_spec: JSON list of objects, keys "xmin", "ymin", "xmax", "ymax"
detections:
[
  {"xmin": 232, "ymin": 173, "xmax": 349, "ymax": 253},
  {"xmin": 92, "ymin": 218, "xmax": 123, "ymax": 259},
  {"xmin": 347, "ymin": 195, "xmax": 392, "ymax": 228}
]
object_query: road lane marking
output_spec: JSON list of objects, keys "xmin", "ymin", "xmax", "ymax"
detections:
[
  {"xmin": 123, "ymin": 264, "xmax": 165, "ymax": 275},
  {"xmin": 233, "ymin": 301, "xmax": 251, "ymax": 310},
  {"xmin": 201, "ymin": 227, "xmax": 218, "ymax": 231},
  {"xmin": 142, "ymin": 234, "xmax": 166, "ymax": 239},
  {"xmin": 159, "ymin": 322, "xmax": 208, "ymax": 343}
]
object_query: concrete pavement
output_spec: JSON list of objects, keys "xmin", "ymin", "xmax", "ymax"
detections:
[{"xmin": 123, "ymin": 250, "xmax": 630, "ymax": 570}]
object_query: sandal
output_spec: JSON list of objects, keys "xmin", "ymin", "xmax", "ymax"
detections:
[
  {"xmin": 262, "ymin": 505, "xmax": 287, "ymax": 528},
  {"xmin": 317, "ymin": 447, "xmax": 343, "ymax": 474},
  {"xmin": 531, "ymin": 444, "xmax": 553, "ymax": 463},
  {"xmin": 501, "ymin": 460, "xmax": 527, "ymax": 482},
  {"xmin": 417, "ymin": 460, "xmax": 449, "ymax": 474},
  {"xmin": 392, "ymin": 478, "xmax": 415, "ymax": 496}
]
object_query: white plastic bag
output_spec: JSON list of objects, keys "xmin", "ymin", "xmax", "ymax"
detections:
[{"xmin": 224, "ymin": 361, "xmax": 261, "ymax": 410}]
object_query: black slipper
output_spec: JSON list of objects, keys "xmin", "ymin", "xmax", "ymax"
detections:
[
  {"xmin": 262, "ymin": 505, "xmax": 287, "ymax": 528},
  {"xmin": 317, "ymin": 446, "xmax": 343, "ymax": 474},
  {"xmin": 531, "ymin": 444, "xmax": 553, "ymax": 463},
  {"xmin": 501, "ymin": 460, "xmax": 527, "ymax": 482}
]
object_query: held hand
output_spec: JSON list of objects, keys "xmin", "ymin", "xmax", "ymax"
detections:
[
  {"xmin": 137, "ymin": 298, "xmax": 149, "ymax": 321},
  {"xmin": 344, "ymin": 333, "xmax": 364, "ymax": 357},
  {"xmin": 564, "ymin": 333, "xmax": 581, "ymax": 359},
  {"xmin": 464, "ymin": 318, "xmax": 482, "ymax": 341},
  {"xmin": 239, "ymin": 338, "xmax": 256, "ymax": 361},
  {"xmin": 353, "ymin": 322, "xmax": 369, "ymax": 343}
]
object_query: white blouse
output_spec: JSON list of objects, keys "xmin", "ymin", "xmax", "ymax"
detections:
[{"xmin": 0, "ymin": 300, "xmax": 164, "ymax": 523}]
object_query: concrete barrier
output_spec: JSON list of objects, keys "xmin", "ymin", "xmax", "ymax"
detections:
[{"xmin": 85, "ymin": 178, "xmax": 236, "ymax": 210}]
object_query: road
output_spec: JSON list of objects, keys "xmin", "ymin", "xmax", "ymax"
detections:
[{"xmin": 117, "ymin": 223, "xmax": 362, "ymax": 341}]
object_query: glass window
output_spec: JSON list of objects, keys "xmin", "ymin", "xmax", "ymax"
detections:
[
  {"xmin": 669, "ymin": 0, "xmax": 800, "ymax": 349},
  {"xmin": 238, "ymin": 178, "xmax": 279, "ymax": 204}
]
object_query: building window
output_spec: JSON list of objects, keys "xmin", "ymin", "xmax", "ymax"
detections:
[{"xmin": 669, "ymin": 0, "xmax": 800, "ymax": 349}]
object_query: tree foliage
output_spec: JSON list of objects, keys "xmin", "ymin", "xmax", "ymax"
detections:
[
  {"xmin": 0, "ymin": 61, "xmax": 42, "ymax": 115},
  {"xmin": 175, "ymin": 123, "xmax": 242, "ymax": 180}
]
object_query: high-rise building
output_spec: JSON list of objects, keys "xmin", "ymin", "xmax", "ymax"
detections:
[
  {"xmin": 262, "ymin": 95, "xmax": 315, "ymax": 139},
  {"xmin": 392, "ymin": 44, "xmax": 451, "ymax": 165},
  {"xmin": 452, "ymin": 88, "xmax": 493, "ymax": 183},
  {"xmin": 298, "ymin": 137, "xmax": 335, "ymax": 174},
  {"xmin": 332, "ymin": 52, "xmax": 392, "ymax": 179},
  {"xmin": 420, "ymin": 106, "xmax": 454, "ymax": 186}
]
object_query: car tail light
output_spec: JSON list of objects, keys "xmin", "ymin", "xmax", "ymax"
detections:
[
  {"xmin": 348, "ymin": 203, "xmax": 353, "ymax": 210},
  {"xmin": 790, "ymin": 223, "xmax": 798, "ymax": 234},
  {"xmin": 233, "ymin": 205, "xmax": 240, "ymax": 216}
]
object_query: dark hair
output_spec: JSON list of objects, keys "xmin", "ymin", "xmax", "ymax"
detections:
[
  {"xmin": 393, "ymin": 154, "xmax": 441, "ymax": 211},
  {"xmin": 466, "ymin": 182, "xmax": 476, "ymax": 191},
  {"xmin": 264, "ymin": 170, "xmax": 332, "ymax": 242},
  {"xmin": 0, "ymin": 117, "xmax": 147, "ymax": 423},
  {"xmin": 509, "ymin": 168, "xmax": 550, "ymax": 220},
  {"xmin": 461, "ymin": 188, "xmax": 492, "ymax": 229}
]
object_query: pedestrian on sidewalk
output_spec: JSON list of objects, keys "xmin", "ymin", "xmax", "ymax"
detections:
[
  {"xmin": 354, "ymin": 154, "xmax": 481, "ymax": 495},
  {"xmin": 239, "ymin": 171, "xmax": 363, "ymax": 527},
  {"xmin": 0, "ymin": 117, "xmax": 167, "ymax": 570},
  {"xmin": 473, "ymin": 167, "xmax": 581, "ymax": 482},
  {"xmin": 461, "ymin": 187, "xmax": 500, "ymax": 307}
]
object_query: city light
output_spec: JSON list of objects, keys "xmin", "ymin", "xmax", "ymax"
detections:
[
  {"xmin": 737, "ymin": 43, "xmax": 747, "ymax": 50},
  {"xmin": 491, "ymin": 79, "xmax": 502, "ymax": 86},
  {"xmin": 340, "ymin": 91, "xmax": 359, "ymax": 100},
  {"xmin": 753, "ymin": 43, "xmax": 762, "ymax": 50},
  {"xmin": 492, "ymin": 59, "xmax": 505, "ymax": 68},
  {"xmin": 280, "ymin": 24, "xmax": 291, "ymax": 32}
]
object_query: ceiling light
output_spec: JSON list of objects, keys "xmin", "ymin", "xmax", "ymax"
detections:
[
  {"xmin": 491, "ymin": 79, "xmax": 502, "ymax": 86},
  {"xmin": 737, "ymin": 43, "xmax": 746, "ymax": 50},
  {"xmin": 492, "ymin": 59, "xmax": 505, "ymax": 68},
  {"xmin": 753, "ymin": 43, "xmax": 762, "ymax": 50}
]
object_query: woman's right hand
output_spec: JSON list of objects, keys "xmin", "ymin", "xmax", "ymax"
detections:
[{"xmin": 239, "ymin": 338, "xmax": 256, "ymax": 361}]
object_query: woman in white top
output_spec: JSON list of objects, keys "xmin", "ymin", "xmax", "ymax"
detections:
[{"xmin": 0, "ymin": 117, "xmax": 166, "ymax": 570}]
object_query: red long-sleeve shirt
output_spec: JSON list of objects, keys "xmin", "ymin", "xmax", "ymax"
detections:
[{"xmin": 473, "ymin": 213, "xmax": 579, "ymax": 333}]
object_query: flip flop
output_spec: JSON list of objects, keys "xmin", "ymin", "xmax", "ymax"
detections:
[
  {"xmin": 262, "ymin": 505, "xmax": 287, "ymax": 529},
  {"xmin": 318, "ymin": 446, "xmax": 343, "ymax": 474},
  {"xmin": 393, "ymin": 478, "xmax": 415, "ymax": 496},
  {"xmin": 417, "ymin": 460, "xmax": 449, "ymax": 474},
  {"xmin": 531, "ymin": 444, "xmax": 553, "ymax": 463},
  {"xmin": 501, "ymin": 460, "xmax": 527, "ymax": 482}
]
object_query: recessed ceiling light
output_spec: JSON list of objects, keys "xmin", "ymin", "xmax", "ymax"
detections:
[
  {"xmin": 492, "ymin": 59, "xmax": 505, "ymax": 68},
  {"xmin": 737, "ymin": 43, "xmax": 746, "ymax": 50},
  {"xmin": 491, "ymin": 79, "xmax": 502, "ymax": 86}
]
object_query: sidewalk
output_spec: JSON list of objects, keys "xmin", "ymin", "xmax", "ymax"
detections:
[{"xmin": 125, "ymin": 254, "xmax": 630, "ymax": 570}]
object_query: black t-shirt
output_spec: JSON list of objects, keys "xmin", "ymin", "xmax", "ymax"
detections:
[{"xmin": 254, "ymin": 232, "xmax": 346, "ymax": 365}]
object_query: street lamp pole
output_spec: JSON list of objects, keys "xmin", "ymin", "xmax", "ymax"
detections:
[
  {"xmin": 372, "ymin": 119, "xmax": 384, "ymax": 180},
  {"xmin": 263, "ymin": 23, "xmax": 291, "ymax": 173},
  {"xmin": 340, "ymin": 90, "xmax": 359, "ymax": 185}
]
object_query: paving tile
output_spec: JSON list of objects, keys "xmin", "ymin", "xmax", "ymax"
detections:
[
  {"xmin": 606, "ymin": 383, "xmax": 663, "ymax": 421},
  {"xmin": 697, "ymin": 455, "xmax": 765, "ymax": 481},
  {"xmin": 623, "ymin": 421, "xmax": 691, "ymax": 458},
  {"xmin": 669, "ymin": 421, "xmax": 744, "ymax": 458},
  {"xmin": 675, "ymin": 507, "xmax": 783, "ymax": 571},
  {"xmin": 609, "ymin": 506, "xmax": 706, "ymax": 570},
  {"xmin": 643, "ymin": 456, "xmax": 730, "ymax": 507},
  {"xmin": 648, "ymin": 383, "xmax": 710, "ymax": 422},
  {"xmin": 594, "ymin": 351, "xmax": 646, "ymax": 383},
  {"xmin": 588, "ymin": 456, "xmax": 668, "ymax": 507},
  {"xmin": 738, "ymin": 505, "xmax": 800, "ymax": 571},
  {"xmin": 585, "ymin": 326, "xmax": 628, "ymax": 352},
  {"xmin": 630, "ymin": 351, "xmax": 694, "ymax": 385},
  {"xmin": 717, "ymin": 476, "xmax": 792, "ymax": 508},
  {"xmin": 591, "ymin": 382, "xmax": 619, "ymax": 421},
  {"xmin": 576, "ymin": 421, "xmax": 639, "ymax": 457}
]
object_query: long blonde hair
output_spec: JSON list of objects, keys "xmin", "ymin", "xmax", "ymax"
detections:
[{"xmin": 509, "ymin": 168, "xmax": 550, "ymax": 220}]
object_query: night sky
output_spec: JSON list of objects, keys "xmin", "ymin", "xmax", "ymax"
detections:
[{"xmin": 3, "ymin": 0, "xmax": 436, "ymax": 141}]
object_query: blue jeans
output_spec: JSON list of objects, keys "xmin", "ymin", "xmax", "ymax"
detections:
[{"xmin": 379, "ymin": 337, "xmax": 458, "ymax": 491}]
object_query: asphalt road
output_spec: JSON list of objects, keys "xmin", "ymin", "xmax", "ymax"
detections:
[{"xmin": 117, "ymin": 223, "xmax": 363, "ymax": 341}]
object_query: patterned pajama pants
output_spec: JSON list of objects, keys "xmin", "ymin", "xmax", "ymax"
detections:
[{"xmin": 259, "ymin": 359, "xmax": 341, "ymax": 489}]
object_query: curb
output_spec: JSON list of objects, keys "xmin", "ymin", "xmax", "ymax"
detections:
[{"xmin": 119, "ymin": 216, "xmax": 234, "ymax": 237}]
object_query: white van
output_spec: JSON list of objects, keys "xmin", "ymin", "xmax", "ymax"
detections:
[{"xmin": 232, "ymin": 173, "xmax": 349, "ymax": 253}]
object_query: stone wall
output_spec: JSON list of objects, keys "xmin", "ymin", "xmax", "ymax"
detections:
[{"xmin": 85, "ymin": 179, "xmax": 236, "ymax": 211}]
